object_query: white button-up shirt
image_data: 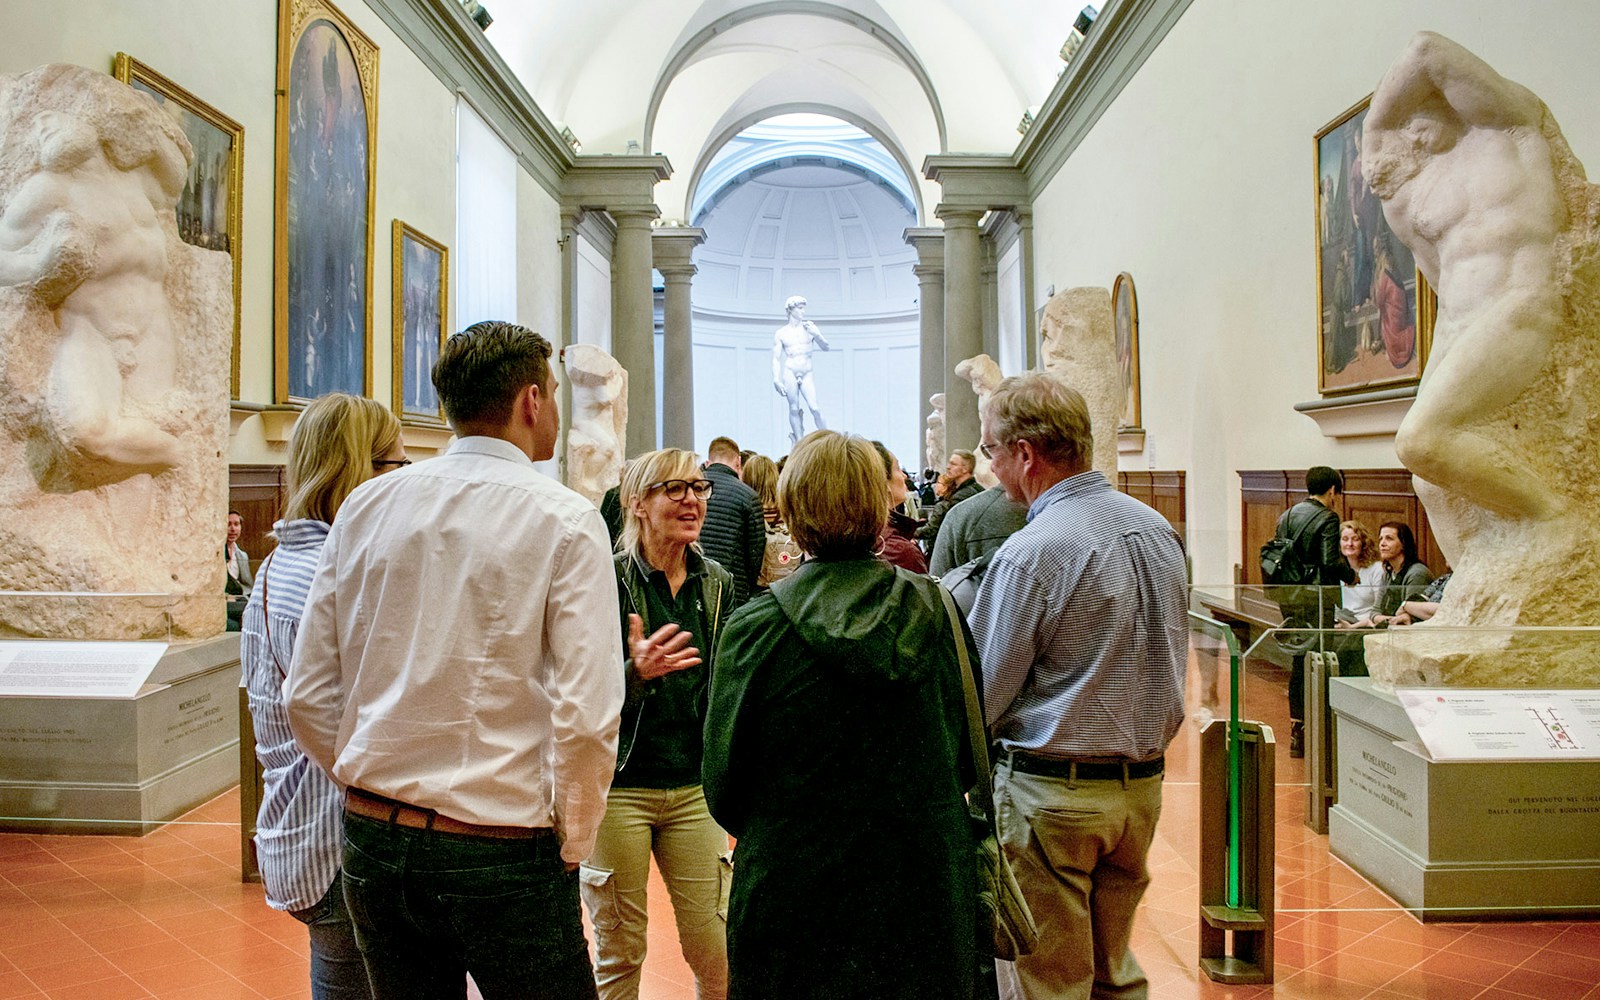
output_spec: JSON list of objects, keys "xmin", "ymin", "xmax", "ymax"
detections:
[{"xmin": 285, "ymin": 436, "xmax": 624, "ymax": 862}]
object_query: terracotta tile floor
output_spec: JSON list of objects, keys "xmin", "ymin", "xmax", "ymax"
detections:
[{"xmin": 1, "ymin": 653, "xmax": 1596, "ymax": 999}]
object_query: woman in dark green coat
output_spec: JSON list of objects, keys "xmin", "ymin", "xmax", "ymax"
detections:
[{"xmin": 704, "ymin": 430, "xmax": 988, "ymax": 1000}]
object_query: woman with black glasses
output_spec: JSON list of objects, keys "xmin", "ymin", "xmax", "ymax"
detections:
[{"xmin": 581, "ymin": 448, "xmax": 733, "ymax": 1000}]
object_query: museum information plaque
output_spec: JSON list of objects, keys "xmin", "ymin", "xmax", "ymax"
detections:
[
  {"xmin": 1397, "ymin": 687, "xmax": 1600, "ymax": 761},
  {"xmin": 0, "ymin": 640, "xmax": 169, "ymax": 698}
]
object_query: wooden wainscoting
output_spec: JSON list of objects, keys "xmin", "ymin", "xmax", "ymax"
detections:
[
  {"xmin": 1119, "ymin": 471, "xmax": 1186, "ymax": 537},
  {"xmin": 229, "ymin": 465, "xmax": 288, "ymax": 564}
]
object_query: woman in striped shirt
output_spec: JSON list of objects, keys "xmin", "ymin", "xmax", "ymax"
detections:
[{"xmin": 241, "ymin": 393, "xmax": 406, "ymax": 1000}]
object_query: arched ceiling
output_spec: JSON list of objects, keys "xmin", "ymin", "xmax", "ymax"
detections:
[{"xmin": 485, "ymin": 0, "xmax": 1085, "ymax": 221}]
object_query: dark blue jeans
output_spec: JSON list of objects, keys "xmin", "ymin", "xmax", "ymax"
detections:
[
  {"xmin": 290, "ymin": 870, "xmax": 373, "ymax": 1000},
  {"xmin": 341, "ymin": 813, "xmax": 597, "ymax": 1000}
]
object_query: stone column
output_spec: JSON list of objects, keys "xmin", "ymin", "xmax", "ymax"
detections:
[
  {"xmin": 610, "ymin": 208, "xmax": 659, "ymax": 455},
  {"xmin": 940, "ymin": 208, "xmax": 985, "ymax": 458},
  {"xmin": 652, "ymin": 226, "xmax": 706, "ymax": 451},
  {"xmin": 557, "ymin": 208, "xmax": 583, "ymax": 479},
  {"xmin": 905, "ymin": 228, "xmax": 946, "ymax": 456}
]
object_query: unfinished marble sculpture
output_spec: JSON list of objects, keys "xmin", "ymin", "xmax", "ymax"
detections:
[
  {"xmin": 1037, "ymin": 286, "xmax": 1119, "ymax": 482},
  {"xmin": 1362, "ymin": 32, "xmax": 1600, "ymax": 686},
  {"xmin": 924, "ymin": 392, "xmax": 945, "ymax": 473},
  {"xmin": 0, "ymin": 64, "xmax": 230, "ymax": 639},
  {"xmin": 564, "ymin": 343, "xmax": 627, "ymax": 507},
  {"xmin": 954, "ymin": 354, "xmax": 1002, "ymax": 488}
]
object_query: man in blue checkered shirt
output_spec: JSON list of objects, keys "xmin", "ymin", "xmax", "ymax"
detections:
[{"xmin": 968, "ymin": 373, "xmax": 1188, "ymax": 1000}]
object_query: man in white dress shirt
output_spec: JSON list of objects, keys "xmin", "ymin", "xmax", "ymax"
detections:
[{"xmin": 286, "ymin": 320, "xmax": 624, "ymax": 1000}]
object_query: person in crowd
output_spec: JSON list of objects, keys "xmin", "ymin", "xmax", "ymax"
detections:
[
  {"xmin": 600, "ymin": 480, "xmax": 625, "ymax": 546},
  {"xmin": 1368, "ymin": 521, "xmax": 1434, "ymax": 623},
  {"xmin": 284, "ymin": 321, "xmax": 623, "ymax": 1000},
  {"xmin": 741, "ymin": 454, "xmax": 800, "ymax": 588},
  {"xmin": 1269, "ymin": 466, "xmax": 1356, "ymax": 757},
  {"xmin": 242, "ymin": 392, "xmax": 404, "ymax": 1000},
  {"xmin": 967, "ymin": 373, "xmax": 1188, "ymax": 1000},
  {"xmin": 871, "ymin": 440, "xmax": 927, "ymax": 573},
  {"xmin": 1390, "ymin": 570, "xmax": 1451, "ymax": 625},
  {"xmin": 700, "ymin": 436, "xmax": 765, "ymax": 607},
  {"xmin": 704, "ymin": 430, "xmax": 987, "ymax": 1000},
  {"xmin": 1336, "ymin": 520, "xmax": 1386, "ymax": 622},
  {"xmin": 927, "ymin": 484, "xmax": 1028, "ymax": 577},
  {"xmin": 585, "ymin": 449, "xmax": 732, "ymax": 1000},
  {"xmin": 224, "ymin": 510, "xmax": 253, "ymax": 632},
  {"xmin": 915, "ymin": 449, "xmax": 982, "ymax": 548}
]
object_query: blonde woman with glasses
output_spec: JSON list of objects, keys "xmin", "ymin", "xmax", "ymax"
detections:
[
  {"xmin": 583, "ymin": 448, "xmax": 734, "ymax": 1000},
  {"xmin": 241, "ymin": 393, "xmax": 405, "ymax": 1000}
]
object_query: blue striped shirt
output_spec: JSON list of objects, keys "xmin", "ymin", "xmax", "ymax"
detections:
[
  {"xmin": 969, "ymin": 471, "xmax": 1188, "ymax": 760},
  {"xmin": 240, "ymin": 519, "xmax": 339, "ymax": 912}
]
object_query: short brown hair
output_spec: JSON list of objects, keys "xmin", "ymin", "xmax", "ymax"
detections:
[
  {"xmin": 778, "ymin": 430, "xmax": 886, "ymax": 559},
  {"xmin": 982, "ymin": 372, "xmax": 1093, "ymax": 471},
  {"xmin": 706, "ymin": 436, "xmax": 741, "ymax": 464},
  {"xmin": 284, "ymin": 393, "xmax": 402, "ymax": 524},
  {"xmin": 432, "ymin": 320, "xmax": 551, "ymax": 429},
  {"xmin": 741, "ymin": 454, "xmax": 779, "ymax": 509}
]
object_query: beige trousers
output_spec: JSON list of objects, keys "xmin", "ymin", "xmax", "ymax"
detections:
[
  {"xmin": 580, "ymin": 785, "xmax": 730, "ymax": 1000},
  {"xmin": 994, "ymin": 760, "xmax": 1163, "ymax": 1000}
]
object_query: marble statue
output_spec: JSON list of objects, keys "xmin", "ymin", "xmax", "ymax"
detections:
[
  {"xmin": 1037, "ymin": 286, "xmax": 1120, "ymax": 483},
  {"xmin": 954, "ymin": 353, "xmax": 1002, "ymax": 488},
  {"xmin": 564, "ymin": 343, "xmax": 627, "ymax": 507},
  {"xmin": 772, "ymin": 294, "xmax": 829, "ymax": 444},
  {"xmin": 925, "ymin": 392, "xmax": 945, "ymax": 474},
  {"xmin": 1361, "ymin": 32, "xmax": 1600, "ymax": 686},
  {"xmin": 0, "ymin": 64, "xmax": 230, "ymax": 639}
]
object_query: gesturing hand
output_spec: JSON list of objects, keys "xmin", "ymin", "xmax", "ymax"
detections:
[{"xmin": 628, "ymin": 614, "xmax": 702, "ymax": 680}]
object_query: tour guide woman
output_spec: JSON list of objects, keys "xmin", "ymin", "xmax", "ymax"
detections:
[
  {"xmin": 582, "ymin": 448, "xmax": 734, "ymax": 1000},
  {"xmin": 704, "ymin": 430, "xmax": 988, "ymax": 1000},
  {"xmin": 242, "ymin": 392, "xmax": 406, "ymax": 1000}
]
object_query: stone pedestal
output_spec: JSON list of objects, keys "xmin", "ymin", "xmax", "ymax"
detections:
[
  {"xmin": 0, "ymin": 634, "xmax": 241, "ymax": 834},
  {"xmin": 1328, "ymin": 677, "xmax": 1600, "ymax": 920}
]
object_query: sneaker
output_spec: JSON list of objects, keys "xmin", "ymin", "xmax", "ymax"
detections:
[{"xmin": 1289, "ymin": 721, "xmax": 1305, "ymax": 758}]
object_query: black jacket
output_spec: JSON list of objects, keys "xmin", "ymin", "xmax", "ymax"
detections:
[
  {"xmin": 700, "ymin": 463, "xmax": 765, "ymax": 607},
  {"xmin": 1276, "ymin": 497, "xmax": 1355, "ymax": 621},
  {"xmin": 914, "ymin": 475, "xmax": 984, "ymax": 544}
]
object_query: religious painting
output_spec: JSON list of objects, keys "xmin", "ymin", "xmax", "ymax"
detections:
[
  {"xmin": 112, "ymin": 53, "xmax": 244, "ymax": 398},
  {"xmin": 391, "ymin": 221, "xmax": 448, "ymax": 425},
  {"xmin": 274, "ymin": 0, "xmax": 379, "ymax": 403},
  {"xmin": 1112, "ymin": 271, "xmax": 1141, "ymax": 429},
  {"xmin": 1314, "ymin": 95, "xmax": 1435, "ymax": 395}
]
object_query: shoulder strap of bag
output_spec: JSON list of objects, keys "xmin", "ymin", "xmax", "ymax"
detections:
[
  {"xmin": 258, "ymin": 551, "xmax": 289, "ymax": 679},
  {"xmin": 936, "ymin": 583, "xmax": 996, "ymax": 823}
]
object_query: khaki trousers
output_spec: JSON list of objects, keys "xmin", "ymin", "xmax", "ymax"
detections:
[
  {"xmin": 993, "ymin": 759, "xmax": 1163, "ymax": 1000},
  {"xmin": 580, "ymin": 786, "xmax": 730, "ymax": 1000}
]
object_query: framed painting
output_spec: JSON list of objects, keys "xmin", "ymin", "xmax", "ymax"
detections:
[
  {"xmin": 274, "ymin": 0, "xmax": 379, "ymax": 403},
  {"xmin": 112, "ymin": 53, "xmax": 244, "ymax": 398},
  {"xmin": 1314, "ymin": 95, "xmax": 1435, "ymax": 396},
  {"xmin": 1112, "ymin": 271, "xmax": 1141, "ymax": 429},
  {"xmin": 391, "ymin": 221, "xmax": 448, "ymax": 425}
]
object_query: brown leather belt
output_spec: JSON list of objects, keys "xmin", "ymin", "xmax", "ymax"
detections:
[
  {"xmin": 345, "ymin": 787, "xmax": 554, "ymax": 840},
  {"xmin": 1008, "ymin": 751, "xmax": 1165, "ymax": 781}
]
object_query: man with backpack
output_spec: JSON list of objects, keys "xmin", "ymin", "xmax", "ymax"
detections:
[{"xmin": 1262, "ymin": 466, "xmax": 1355, "ymax": 757}]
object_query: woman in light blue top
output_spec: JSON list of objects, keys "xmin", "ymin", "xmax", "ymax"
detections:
[{"xmin": 241, "ymin": 393, "xmax": 406, "ymax": 1000}]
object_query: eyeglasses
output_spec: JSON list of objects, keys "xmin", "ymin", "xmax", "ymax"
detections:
[
  {"xmin": 647, "ymin": 479, "xmax": 713, "ymax": 501},
  {"xmin": 978, "ymin": 441, "xmax": 1003, "ymax": 460},
  {"xmin": 373, "ymin": 458, "xmax": 412, "ymax": 468}
]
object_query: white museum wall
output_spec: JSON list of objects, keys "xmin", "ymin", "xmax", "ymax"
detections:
[
  {"xmin": 0, "ymin": 0, "xmax": 563, "ymax": 467},
  {"xmin": 1027, "ymin": 0, "xmax": 1600, "ymax": 586},
  {"xmin": 574, "ymin": 234, "xmax": 613, "ymax": 351}
]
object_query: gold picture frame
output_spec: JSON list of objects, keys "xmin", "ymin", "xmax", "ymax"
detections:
[
  {"xmin": 112, "ymin": 53, "xmax": 245, "ymax": 399},
  {"xmin": 1112, "ymin": 271, "xmax": 1141, "ymax": 429},
  {"xmin": 1314, "ymin": 94, "xmax": 1436, "ymax": 396},
  {"xmin": 274, "ymin": 0, "xmax": 379, "ymax": 403},
  {"xmin": 391, "ymin": 221, "xmax": 449, "ymax": 426}
]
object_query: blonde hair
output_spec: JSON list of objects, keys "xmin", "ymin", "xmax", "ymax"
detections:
[
  {"xmin": 741, "ymin": 455, "xmax": 779, "ymax": 511},
  {"xmin": 283, "ymin": 393, "xmax": 402, "ymax": 524},
  {"xmin": 982, "ymin": 372, "xmax": 1093, "ymax": 470},
  {"xmin": 618, "ymin": 448, "xmax": 703, "ymax": 565},
  {"xmin": 778, "ymin": 430, "xmax": 886, "ymax": 559},
  {"xmin": 1340, "ymin": 519, "xmax": 1380, "ymax": 568}
]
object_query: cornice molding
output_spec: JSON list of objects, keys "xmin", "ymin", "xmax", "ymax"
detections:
[
  {"xmin": 1013, "ymin": 0, "xmax": 1196, "ymax": 198},
  {"xmin": 363, "ymin": 0, "xmax": 573, "ymax": 197},
  {"xmin": 562, "ymin": 156, "xmax": 674, "ymax": 213},
  {"xmin": 923, "ymin": 154, "xmax": 1029, "ymax": 213}
]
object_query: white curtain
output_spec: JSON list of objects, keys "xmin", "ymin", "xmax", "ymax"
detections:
[{"xmin": 456, "ymin": 99, "xmax": 517, "ymax": 329}]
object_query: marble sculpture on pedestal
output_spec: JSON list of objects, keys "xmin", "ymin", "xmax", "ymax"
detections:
[
  {"xmin": 563, "ymin": 343, "xmax": 627, "ymax": 507},
  {"xmin": 954, "ymin": 353, "xmax": 1002, "ymax": 488},
  {"xmin": 924, "ymin": 392, "xmax": 945, "ymax": 474},
  {"xmin": 1037, "ymin": 286, "xmax": 1120, "ymax": 483},
  {"xmin": 772, "ymin": 295, "xmax": 830, "ymax": 445},
  {"xmin": 1362, "ymin": 32, "xmax": 1600, "ymax": 686},
  {"xmin": 0, "ymin": 64, "xmax": 230, "ymax": 639}
]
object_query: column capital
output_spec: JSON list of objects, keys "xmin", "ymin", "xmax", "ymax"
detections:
[
  {"xmin": 912, "ymin": 262, "xmax": 945, "ymax": 281},
  {"xmin": 610, "ymin": 206, "xmax": 660, "ymax": 229},
  {"xmin": 652, "ymin": 225, "xmax": 706, "ymax": 272},
  {"xmin": 933, "ymin": 205, "xmax": 985, "ymax": 229}
]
